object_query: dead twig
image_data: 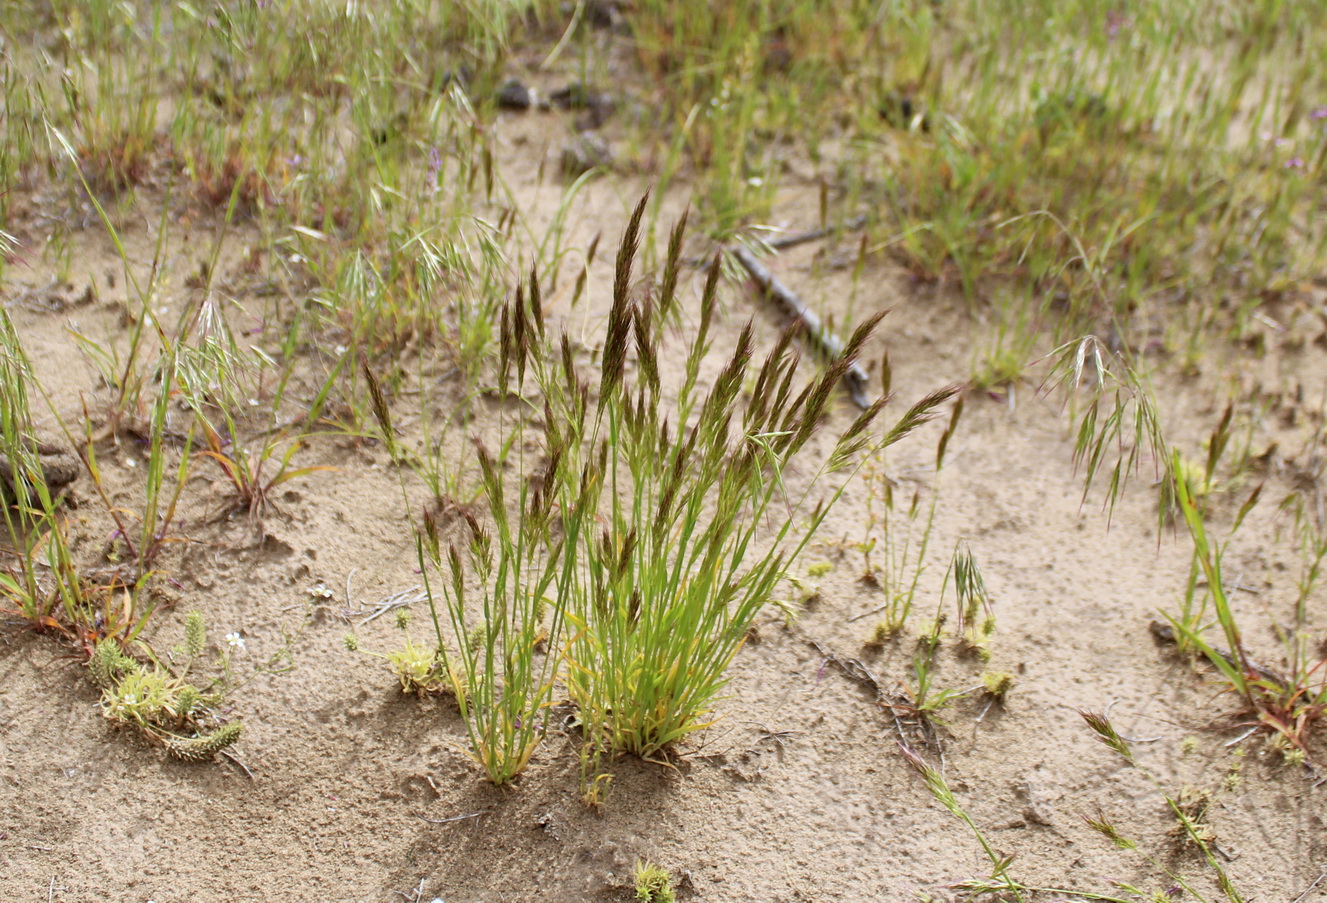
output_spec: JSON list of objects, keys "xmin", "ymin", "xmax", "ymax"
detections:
[
  {"xmin": 732, "ymin": 246, "xmax": 873, "ymax": 409},
  {"xmin": 806, "ymin": 637, "xmax": 883, "ymax": 694},
  {"xmin": 417, "ymin": 811, "xmax": 483, "ymax": 825},
  {"xmin": 1292, "ymin": 865, "xmax": 1327, "ymax": 903},
  {"xmin": 764, "ymin": 215, "xmax": 868, "ymax": 251},
  {"xmin": 348, "ymin": 585, "xmax": 428, "ymax": 626},
  {"xmin": 220, "ymin": 748, "xmax": 255, "ymax": 780},
  {"xmin": 740, "ymin": 720, "xmax": 803, "ymax": 752},
  {"xmin": 392, "ymin": 878, "xmax": 426, "ymax": 903}
]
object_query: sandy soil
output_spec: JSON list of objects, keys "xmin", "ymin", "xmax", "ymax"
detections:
[{"xmin": 2, "ymin": 96, "xmax": 1327, "ymax": 903}]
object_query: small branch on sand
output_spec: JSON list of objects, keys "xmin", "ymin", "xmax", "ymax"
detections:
[
  {"xmin": 764, "ymin": 214, "xmax": 867, "ymax": 251},
  {"xmin": 731, "ymin": 245, "xmax": 873, "ymax": 410}
]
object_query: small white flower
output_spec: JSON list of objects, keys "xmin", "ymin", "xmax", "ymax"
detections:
[{"xmin": 225, "ymin": 632, "xmax": 247, "ymax": 651}]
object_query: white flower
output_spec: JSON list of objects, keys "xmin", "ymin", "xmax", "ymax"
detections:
[{"xmin": 225, "ymin": 632, "xmax": 247, "ymax": 651}]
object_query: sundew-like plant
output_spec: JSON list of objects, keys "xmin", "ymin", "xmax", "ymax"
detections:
[{"xmin": 543, "ymin": 197, "xmax": 957, "ymax": 769}]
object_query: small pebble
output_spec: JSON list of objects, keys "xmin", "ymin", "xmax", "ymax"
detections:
[
  {"xmin": 496, "ymin": 79, "xmax": 533, "ymax": 111},
  {"xmin": 560, "ymin": 132, "xmax": 613, "ymax": 177}
]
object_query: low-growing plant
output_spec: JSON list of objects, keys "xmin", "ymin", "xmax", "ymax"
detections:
[
  {"xmin": 175, "ymin": 292, "xmax": 336, "ymax": 522},
  {"xmin": 896, "ymin": 542, "xmax": 999, "ymax": 726},
  {"xmin": 633, "ymin": 860, "xmax": 677, "ymax": 903},
  {"xmin": 49, "ymin": 126, "xmax": 176, "ymax": 442},
  {"xmin": 1053, "ymin": 337, "xmax": 1327, "ymax": 757},
  {"xmin": 91, "ymin": 613, "xmax": 244, "ymax": 763},
  {"xmin": 1045, "ymin": 335, "xmax": 1172, "ymax": 528},
  {"xmin": 906, "ymin": 635, "xmax": 970, "ymax": 723},
  {"xmin": 1081, "ymin": 711, "xmax": 1246, "ymax": 903},
  {"xmin": 949, "ymin": 542, "xmax": 996, "ymax": 658},
  {"xmin": 349, "ymin": 609, "xmax": 459, "ymax": 697},
  {"xmin": 857, "ymin": 469, "xmax": 939, "ymax": 639}
]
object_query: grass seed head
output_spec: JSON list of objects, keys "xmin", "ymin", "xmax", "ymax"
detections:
[
  {"xmin": 614, "ymin": 192, "xmax": 649, "ymax": 311},
  {"xmin": 89, "ymin": 638, "xmax": 139, "ymax": 689},
  {"xmin": 937, "ymin": 392, "xmax": 965, "ymax": 469},
  {"xmin": 559, "ymin": 333, "xmax": 577, "ymax": 396},
  {"xmin": 633, "ymin": 306, "xmax": 661, "ymax": 396},
  {"xmin": 527, "ymin": 262, "xmax": 545, "ymax": 339},
  {"xmin": 512, "ymin": 281, "xmax": 530, "ymax": 387},
  {"xmin": 361, "ymin": 363, "xmax": 397, "ymax": 460},
  {"xmin": 422, "ymin": 507, "xmax": 442, "ymax": 561},
  {"xmin": 699, "ymin": 253, "xmax": 721, "ymax": 338},
  {"xmin": 840, "ymin": 309, "xmax": 888, "ymax": 365},
  {"xmin": 1083, "ymin": 809, "xmax": 1137, "ymax": 850},
  {"xmin": 658, "ymin": 210, "xmax": 688, "ymax": 322},
  {"xmin": 165, "ymin": 721, "xmax": 243, "ymax": 763},
  {"xmin": 883, "ymin": 386, "xmax": 961, "ymax": 450},
  {"xmin": 1082, "ymin": 710, "xmax": 1134, "ymax": 762},
  {"xmin": 185, "ymin": 611, "xmax": 206, "ymax": 659},
  {"xmin": 498, "ymin": 303, "xmax": 512, "ymax": 392},
  {"xmin": 600, "ymin": 295, "xmax": 633, "ymax": 403}
]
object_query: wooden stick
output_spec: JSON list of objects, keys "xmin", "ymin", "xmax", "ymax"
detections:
[
  {"xmin": 731, "ymin": 246, "xmax": 873, "ymax": 410},
  {"xmin": 765, "ymin": 214, "xmax": 868, "ymax": 251}
]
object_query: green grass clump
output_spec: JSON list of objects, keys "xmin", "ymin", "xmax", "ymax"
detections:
[
  {"xmin": 371, "ymin": 309, "xmax": 571, "ymax": 784},
  {"xmin": 381, "ymin": 198, "xmax": 955, "ymax": 787},
  {"xmin": 550, "ymin": 199, "xmax": 955, "ymax": 773},
  {"xmin": 1167, "ymin": 462, "xmax": 1326, "ymax": 759}
]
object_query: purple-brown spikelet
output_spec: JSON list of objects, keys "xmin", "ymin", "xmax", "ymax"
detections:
[
  {"xmin": 527, "ymin": 263, "xmax": 545, "ymax": 339},
  {"xmin": 658, "ymin": 211, "xmax": 688, "ymax": 322}
]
